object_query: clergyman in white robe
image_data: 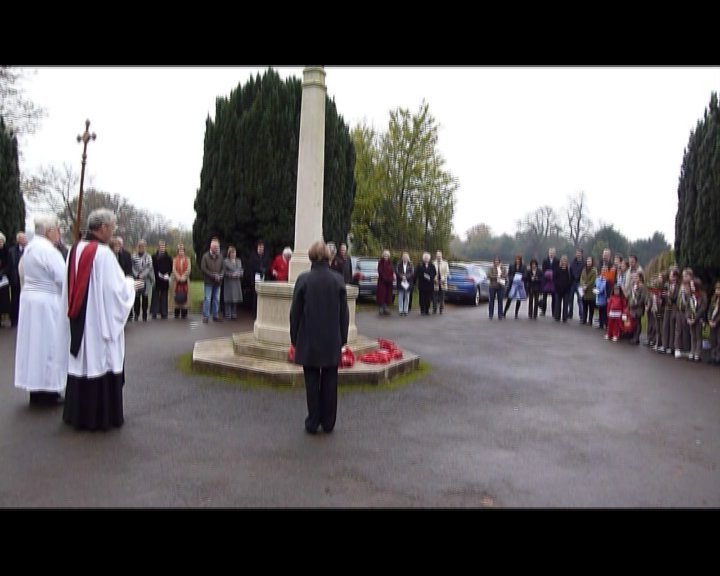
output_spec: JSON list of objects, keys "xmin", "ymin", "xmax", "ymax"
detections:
[
  {"xmin": 14, "ymin": 235, "xmax": 68, "ymax": 402},
  {"xmin": 62, "ymin": 228, "xmax": 136, "ymax": 431}
]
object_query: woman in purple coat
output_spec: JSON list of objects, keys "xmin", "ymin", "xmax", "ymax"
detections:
[{"xmin": 376, "ymin": 249, "xmax": 395, "ymax": 316}]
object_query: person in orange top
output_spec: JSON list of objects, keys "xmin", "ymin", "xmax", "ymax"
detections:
[
  {"xmin": 270, "ymin": 247, "xmax": 292, "ymax": 282},
  {"xmin": 604, "ymin": 262, "xmax": 616, "ymax": 288}
]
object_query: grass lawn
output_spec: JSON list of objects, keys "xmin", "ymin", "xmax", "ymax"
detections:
[{"xmin": 189, "ymin": 281, "xmax": 204, "ymax": 313}]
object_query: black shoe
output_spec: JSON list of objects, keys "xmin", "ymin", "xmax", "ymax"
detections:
[
  {"xmin": 29, "ymin": 392, "xmax": 63, "ymax": 406},
  {"xmin": 305, "ymin": 425, "xmax": 320, "ymax": 435}
]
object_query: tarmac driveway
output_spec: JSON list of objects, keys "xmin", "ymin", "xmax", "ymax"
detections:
[{"xmin": 1, "ymin": 302, "xmax": 718, "ymax": 507}]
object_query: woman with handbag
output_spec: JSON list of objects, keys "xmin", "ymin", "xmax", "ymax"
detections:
[{"xmin": 172, "ymin": 244, "xmax": 191, "ymax": 319}]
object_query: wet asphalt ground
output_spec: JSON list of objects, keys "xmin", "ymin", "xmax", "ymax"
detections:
[{"xmin": 1, "ymin": 300, "xmax": 718, "ymax": 507}]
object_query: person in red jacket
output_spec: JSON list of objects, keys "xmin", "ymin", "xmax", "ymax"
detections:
[
  {"xmin": 270, "ymin": 247, "xmax": 292, "ymax": 282},
  {"xmin": 606, "ymin": 283, "xmax": 626, "ymax": 342}
]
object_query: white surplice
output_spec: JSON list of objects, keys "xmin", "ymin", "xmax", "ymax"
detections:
[
  {"xmin": 64, "ymin": 241, "xmax": 136, "ymax": 379},
  {"xmin": 14, "ymin": 236, "xmax": 68, "ymax": 392}
]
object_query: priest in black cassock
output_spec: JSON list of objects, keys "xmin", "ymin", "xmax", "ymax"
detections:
[{"xmin": 62, "ymin": 209, "xmax": 140, "ymax": 431}]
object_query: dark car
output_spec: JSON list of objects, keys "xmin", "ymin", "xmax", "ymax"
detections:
[
  {"xmin": 445, "ymin": 262, "xmax": 490, "ymax": 305},
  {"xmin": 350, "ymin": 256, "xmax": 397, "ymax": 301}
]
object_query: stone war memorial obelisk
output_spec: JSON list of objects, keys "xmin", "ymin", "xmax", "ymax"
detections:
[{"xmin": 193, "ymin": 66, "xmax": 419, "ymax": 385}]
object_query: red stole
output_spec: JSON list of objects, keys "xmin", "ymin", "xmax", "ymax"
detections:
[{"xmin": 68, "ymin": 241, "xmax": 99, "ymax": 319}]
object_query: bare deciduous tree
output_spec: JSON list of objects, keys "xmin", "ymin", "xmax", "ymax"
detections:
[
  {"xmin": 523, "ymin": 205, "xmax": 562, "ymax": 240},
  {"xmin": 465, "ymin": 223, "xmax": 493, "ymax": 242},
  {"xmin": 23, "ymin": 164, "xmax": 171, "ymax": 245},
  {"xmin": 23, "ymin": 163, "xmax": 79, "ymax": 239},
  {"xmin": 566, "ymin": 191, "xmax": 593, "ymax": 248},
  {"xmin": 0, "ymin": 67, "xmax": 45, "ymax": 138}
]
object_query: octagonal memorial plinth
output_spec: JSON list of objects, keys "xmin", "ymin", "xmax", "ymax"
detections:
[{"xmin": 192, "ymin": 336, "xmax": 420, "ymax": 387}]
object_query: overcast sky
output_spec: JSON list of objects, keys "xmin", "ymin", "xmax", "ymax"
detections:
[{"xmin": 18, "ymin": 66, "xmax": 720, "ymax": 245}]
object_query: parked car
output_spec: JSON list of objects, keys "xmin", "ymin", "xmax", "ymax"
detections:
[
  {"xmin": 351, "ymin": 256, "xmax": 397, "ymax": 301},
  {"xmin": 445, "ymin": 262, "xmax": 490, "ymax": 305}
]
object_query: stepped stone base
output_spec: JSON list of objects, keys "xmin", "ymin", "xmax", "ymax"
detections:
[
  {"xmin": 192, "ymin": 336, "xmax": 420, "ymax": 387},
  {"xmin": 233, "ymin": 332, "xmax": 379, "ymax": 361}
]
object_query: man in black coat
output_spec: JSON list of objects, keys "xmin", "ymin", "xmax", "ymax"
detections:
[
  {"xmin": 414, "ymin": 252, "xmax": 437, "ymax": 316},
  {"xmin": 541, "ymin": 247, "xmax": 560, "ymax": 317},
  {"xmin": 8, "ymin": 232, "xmax": 27, "ymax": 327},
  {"xmin": 330, "ymin": 242, "xmax": 353, "ymax": 285},
  {"xmin": 115, "ymin": 236, "xmax": 134, "ymax": 322},
  {"xmin": 116, "ymin": 236, "xmax": 133, "ymax": 278},
  {"xmin": 247, "ymin": 241, "xmax": 271, "ymax": 319},
  {"xmin": 151, "ymin": 240, "xmax": 173, "ymax": 319},
  {"xmin": 290, "ymin": 241, "xmax": 350, "ymax": 435}
]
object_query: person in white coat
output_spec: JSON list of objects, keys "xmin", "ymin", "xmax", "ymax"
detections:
[
  {"xmin": 62, "ymin": 209, "xmax": 140, "ymax": 431},
  {"xmin": 14, "ymin": 215, "xmax": 68, "ymax": 405}
]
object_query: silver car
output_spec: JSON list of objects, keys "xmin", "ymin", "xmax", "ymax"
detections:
[{"xmin": 351, "ymin": 257, "xmax": 397, "ymax": 300}]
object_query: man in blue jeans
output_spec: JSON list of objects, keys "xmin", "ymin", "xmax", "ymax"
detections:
[{"xmin": 200, "ymin": 239, "xmax": 224, "ymax": 322}]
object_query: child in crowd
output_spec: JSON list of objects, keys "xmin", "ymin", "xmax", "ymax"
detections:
[
  {"xmin": 595, "ymin": 264, "xmax": 608, "ymax": 330},
  {"xmin": 661, "ymin": 267, "xmax": 679, "ymax": 355},
  {"xmin": 674, "ymin": 268, "xmax": 694, "ymax": 359},
  {"xmin": 709, "ymin": 281, "xmax": 720, "ymax": 365},
  {"xmin": 628, "ymin": 272, "xmax": 647, "ymax": 345},
  {"xmin": 646, "ymin": 272, "xmax": 664, "ymax": 349},
  {"xmin": 606, "ymin": 284, "xmax": 625, "ymax": 342},
  {"xmin": 687, "ymin": 277, "xmax": 707, "ymax": 362}
]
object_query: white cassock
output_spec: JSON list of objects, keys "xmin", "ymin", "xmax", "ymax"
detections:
[
  {"xmin": 14, "ymin": 236, "xmax": 68, "ymax": 393},
  {"xmin": 65, "ymin": 241, "xmax": 136, "ymax": 379},
  {"xmin": 62, "ymin": 240, "xmax": 136, "ymax": 430}
]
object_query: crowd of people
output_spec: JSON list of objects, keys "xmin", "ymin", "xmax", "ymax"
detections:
[
  {"xmin": 375, "ymin": 250, "xmax": 450, "ymax": 317},
  {"xmin": 4, "ymin": 213, "xmax": 719, "ymax": 438},
  {"xmin": 105, "ymin": 236, "xmax": 287, "ymax": 323},
  {"xmin": 369, "ymin": 245, "xmax": 719, "ymax": 365}
]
